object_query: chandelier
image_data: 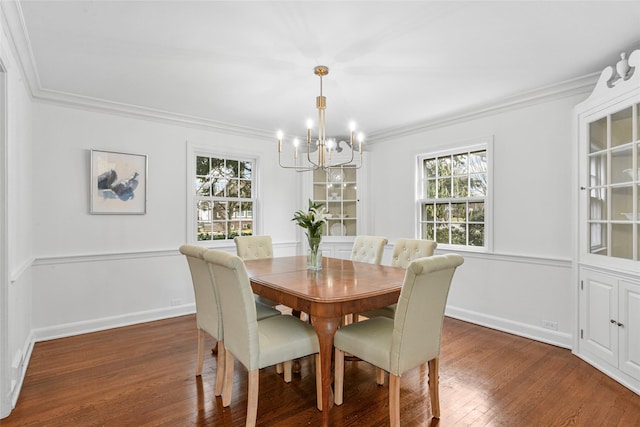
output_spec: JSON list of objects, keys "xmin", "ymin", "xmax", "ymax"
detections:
[{"xmin": 277, "ymin": 65, "xmax": 364, "ymax": 171}]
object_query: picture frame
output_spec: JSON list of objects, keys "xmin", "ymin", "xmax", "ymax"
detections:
[{"xmin": 90, "ymin": 149, "xmax": 147, "ymax": 214}]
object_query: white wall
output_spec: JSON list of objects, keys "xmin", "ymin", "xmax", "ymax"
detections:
[
  {"xmin": 1, "ymin": 9, "xmax": 34, "ymax": 416},
  {"xmin": 29, "ymin": 103, "xmax": 300, "ymax": 339},
  {"xmin": 370, "ymin": 93, "xmax": 586, "ymax": 347}
]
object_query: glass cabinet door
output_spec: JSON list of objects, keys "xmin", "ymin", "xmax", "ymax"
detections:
[
  {"xmin": 312, "ymin": 166, "xmax": 358, "ymax": 236},
  {"xmin": 586, "ymin": 104, "xmax": 638, "ymax": 260}
]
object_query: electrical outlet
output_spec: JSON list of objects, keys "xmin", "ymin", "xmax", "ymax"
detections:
[{"xmin": 542, "ymin": 320, "xmax": 558, "ymax": 330}]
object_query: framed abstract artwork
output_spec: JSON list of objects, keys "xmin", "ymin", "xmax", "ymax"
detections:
[{"xmin": 90, "ymin": 150, "xmax": 147, "ymax": 214}]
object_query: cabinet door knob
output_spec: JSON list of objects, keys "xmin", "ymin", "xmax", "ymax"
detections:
[
  {"xmin": 611, "ymin": 319, "xmax": 617, "ymax": 324},
  {"xmin": 617, "ymin": 322, "xmax": 624, "ymax": 327}
]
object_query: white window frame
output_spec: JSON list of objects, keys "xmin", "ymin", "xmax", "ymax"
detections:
[
  {"xmin": 416, "ymin": 137, "xmax": 493, "ymax": 252},
  {"xmin": 186, "ymin": 142, "xmax": 259, "ymax": 245}
]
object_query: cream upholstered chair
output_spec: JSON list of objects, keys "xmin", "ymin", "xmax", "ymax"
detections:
[
  {"xmin": 203, "ymin": 249, "xmax": 321, "ymax": 426},
  {"xmin": 234, "ymin": 235, "xmax": 279, "ymax": 308},
  {"xmin": 235, "ymin": 234, "xmax": 305, "ymax": 378},
  {"xmin": 334, "ymin": 254, "xmax": 464, "ymax": 426},
  {"xmin": 234, "ymin": 235, "xmax": 274, "ymax": 260},
  {"xmin": 179, "ymin": 244, "xmax": 225, "ymax": 395},
  {"xmin": 360, "ymin": 238, "xmax": 438, "ymax": 319},
  {"xmin": 391, "ymin": 238, "xmax": 438, "ymax": 268},
  {"xmin": 350, "ymin": 235, "xmax": 388, "ymax": 264},
  {"xmin": 347, "ymin": 235, "xmax": 388, "ymax": 324},
  {"xmin": 179, "ymin": 244, "xmax": 281, "ymax": 397}
]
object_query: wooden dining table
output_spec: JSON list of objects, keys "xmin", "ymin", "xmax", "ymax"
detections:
[{"xmin": 244, "ymin": 255, "xmax": 406, "ymax": 427}]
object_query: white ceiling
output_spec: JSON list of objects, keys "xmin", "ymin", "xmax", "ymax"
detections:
[{"xmin": 4, "ymin": 1, "xmax": 640, "ymax": 141}]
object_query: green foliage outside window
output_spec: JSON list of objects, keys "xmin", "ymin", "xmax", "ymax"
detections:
[
  {"xmin": 196, "ymin": 155, "xmax": 255, "ymax": 241},
  {"xmin": 420, "ymin": 148, "xmax": 487, "ymax": 248}
]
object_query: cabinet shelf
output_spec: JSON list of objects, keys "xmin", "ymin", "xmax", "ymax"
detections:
[
  {"xmin": 581, "ymin": 103, "xmax": 639, "ymax": 261},
  {"xmin": 311, "ymin": 165, "xmax": 359, "ymax": 237}
]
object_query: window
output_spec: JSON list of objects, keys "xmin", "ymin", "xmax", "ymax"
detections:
[
  {"xmin": 418, "ymin": 141, "xmax": 490, "ymax": 249},
  {"xmin": 194, "ymin": 154, "xmax": 255, "ymax": 241}
]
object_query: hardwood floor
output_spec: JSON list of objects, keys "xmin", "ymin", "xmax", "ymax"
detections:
[{"xmin": 3, "ymin": 315, "xmax": 640, "ymax": 426}]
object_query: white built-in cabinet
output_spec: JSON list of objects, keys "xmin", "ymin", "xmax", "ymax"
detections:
[
  {"xmin": 576, "ymin": 48, "xmax": 640, "ymax": 394},
  {"xmin": 300, "ymin": 154, "xmax": 369, "ymax": 259},
  {"xmin": 579, "ymin": 269, "xmax": 640, "ymax": 383}
]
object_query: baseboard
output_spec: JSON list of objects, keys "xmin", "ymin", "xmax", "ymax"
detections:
[
  {"xmin": 575, "ymin": 352, "xmax": 640, "ymax": 395},
  {"xmin": 445, "ymin": 305, "xmax": 573, "ymax": 349},
  {"xmin": 10, "ymin": 332, "xmax": 34, "ymax": 411},
  {"xmin": 32, "ymin": 303, "xmax": 196, "ymax": 342}
]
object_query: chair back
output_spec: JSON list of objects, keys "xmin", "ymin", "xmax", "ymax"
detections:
[
  {"xmin": 203, "ymin": 249, "xmax": 260, "ymax": 370},
  {"xmin": 351, "ymin": 235, "xmax": 388, "ymax": 264},
  {"xmin": 234, "ymin": 235, "xmax": 273, "ymax": 260},
  {"xmin": 390, "ymin": 254, "xmax": 464, "ymax": 375},
  {"xmin": 391, "ymin": 239, "xmax": 437, "ymax": 268},
  {"xmin": 179, "ymin": 244, "xmax": 222, "ymax": 340}
]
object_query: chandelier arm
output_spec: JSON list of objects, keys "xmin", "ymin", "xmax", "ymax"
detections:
[
  {"xmin": 277, "ymin": 65, "xmax": 363, "ymax": 172},
  {"xmin": 306, "ymin": 141, "xmax": 319, "ymax": 168},
  {"xmin": 323, "ymin": 154, "xmax": 363, "ymax": 170},
  {"xmin": 280, "ymin": 151, "xmax": 315, "ymax": 170}
]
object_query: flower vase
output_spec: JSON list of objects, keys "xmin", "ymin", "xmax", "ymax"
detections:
[{"xmin": 307, "ymin": 236, "xmax": 322, "ymax": 270}]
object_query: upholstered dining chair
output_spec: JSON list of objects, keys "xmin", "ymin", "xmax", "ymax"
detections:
[
  {"xmin": 203, "ymin": 249, "xmax": 321, "ymax": 426},
  {"xmin": 350, "ymin": 235, "xmax": 388, "ymax": 265},
  {"xmin": 234, "ymin": 235, "xmax": 279, "ymax": 308},
  {"xmin": 234, "ymin": 234, "xmax": 299, "ymax": 378},
  {"xmin": 333, "ymin": 254, "xmax": 464, "ymax": 426},
  {"xmin": 360, "ymin": 238, "xmax": 438, "ymax": 319},
  {"xmin": 234, "ymin": 235, "xmax": 274, "ymax": 260},
  {"xmin": 346, "ymin": 235, "xmax": 388, "ymax": 325},
  {"xmin": 179, "ymin": 244, "xmax": 281, "ymax": 397}
]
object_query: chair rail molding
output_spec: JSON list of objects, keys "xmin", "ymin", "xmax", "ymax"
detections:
[{"xmin": 32, "ymin": 241, "xmax": 299, "ymax": 266}]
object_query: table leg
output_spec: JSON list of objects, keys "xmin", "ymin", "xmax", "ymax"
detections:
[{"xmin": 310, "ymin": 315, "xmax": 341, "ymax": 427}]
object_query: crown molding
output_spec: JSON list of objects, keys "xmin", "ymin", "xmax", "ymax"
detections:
[
  {"xmin": 367, "ymin": 72, "xmax": 599, "ymax": 143},
  {"xmin": 0, "ymin": 0, "xmax": 41, "ymax": 95},
  {"xmin": 1, "ymin": 1, "xmax": 274, "ymax": 140},
  {"xmin": 1, "ymin": 0, "xmax": 599, "ymax": 144},
  {"xmin": 33, "ymin": 88, "xmax": 274, "ymax": 139}
]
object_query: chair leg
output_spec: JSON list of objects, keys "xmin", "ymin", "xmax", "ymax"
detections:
[
  {"xmin": 214, "ymin": 340, "xmax": 225, "ymax": 397},
  {"xmin": 315, "ymin": 354, "xmax": 322, "ymax": 411},
  {"xmin": 222, "ymin": 350, "xmax": 235, "ymax": 407},
  {"xmin": 376, "ymin": 367, "xmax": 385, "ymax": 385},
  {"xmin": 196, "ymin": 329, "xmax": 205, "ymax": 376},
  {"xmin": 246, "ymin": 370, "xmax": 259, "ymax": 427},
  {"xmin": 275, "ymin": 363, "xmax": 283, "ymax": 374},
  {"xmin": 428, "ymin": 358, "xmax": 440, "ymax": 418},
  {"xmin": 334, "ymin": 349, "xmax": 345, "ymax": 406},
  {"xmin": 389, "ymin": 373, "xmax": 401, "ymax": 427},
  {"xmin": 283, "ymin": 360, "xmax": 293, "ymax": 383}
]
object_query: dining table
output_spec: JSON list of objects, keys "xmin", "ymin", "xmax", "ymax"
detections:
[{"xmin": 244, "ymin": 255, "xmax": 406, "ymax": 427}]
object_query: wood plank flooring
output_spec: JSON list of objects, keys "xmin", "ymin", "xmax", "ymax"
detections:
[{"xmin": 2, "ymin": 315, "xmax": 639, "ymax": 426}]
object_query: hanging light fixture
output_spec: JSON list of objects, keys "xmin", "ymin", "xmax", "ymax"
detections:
[{"xmin": 277, "ymin": 65, "xmax": 364, "ymax": 171}]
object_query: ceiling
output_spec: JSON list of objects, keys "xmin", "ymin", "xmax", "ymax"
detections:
[{"xmin": 3, "ymin": 1, "xmax": 640, "ymax": 141}]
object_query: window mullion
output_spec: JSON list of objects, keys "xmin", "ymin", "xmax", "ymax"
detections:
[{"xmin": 418, "ymin": 144, "xmax": 488, "ymax": 249}]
